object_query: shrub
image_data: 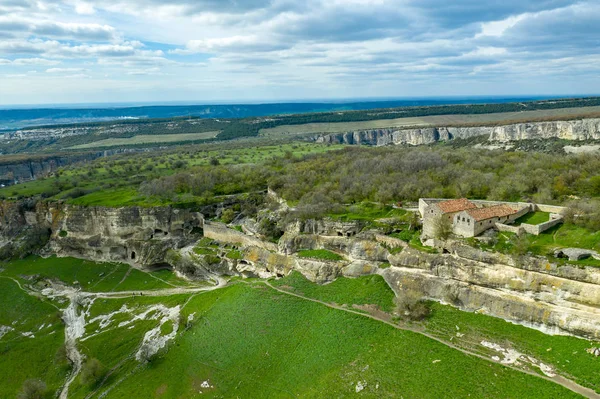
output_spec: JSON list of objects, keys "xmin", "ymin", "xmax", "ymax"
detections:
[
  {"xmin": 17, "ymin": 379, "xmax": 47, "ymax": 399},
  {"xmin": 221, "ymin": 209, "xmax": 236, "ymax": 224},
  {"xmin": 395, "ymin": 292, "xmax": 432, "ymax": 321},
  {"xmin": 80, "ymin": 358, "xmax": 106, "ymax": 387}
]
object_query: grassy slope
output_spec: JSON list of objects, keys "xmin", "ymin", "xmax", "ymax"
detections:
[
  {"xmin": 0, "ymin": 256, "xmax": 189, "ymax": 292},
  {"xmin": 102, "ymin": 284, "xmax": 578, "ymax": 399},
  {"xmin": 427, "ymin": 303, "xmax": 600, "ymax": 393},
  {"xmin": 0, "ymin": 278, "xmax": 68, "ymax": 398},
  {"xmin": 0, "ymin": 259, "xmax": 595, "ymax": 398}
]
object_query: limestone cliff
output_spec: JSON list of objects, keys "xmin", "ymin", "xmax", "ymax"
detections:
[
  {"xmin": 315, "ymin": 118, "xmax": 600, "ymax": 146},
  {"xmin": 0, "ymin": 200, "xmax": 203, "ymax": 266}
]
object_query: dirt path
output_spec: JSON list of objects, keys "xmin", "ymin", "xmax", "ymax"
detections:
[{"xmin": 263, "ymin": 281, "xmax": 600, "ymax": 399}]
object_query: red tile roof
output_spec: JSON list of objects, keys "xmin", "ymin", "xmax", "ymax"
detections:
[
  {"xmin": 437, "ymin": 198, "xmax": 477, "ymax": 214},
  {"xmin": 466, "ymin": 205, "xmax": 516, "ymax": 222}
]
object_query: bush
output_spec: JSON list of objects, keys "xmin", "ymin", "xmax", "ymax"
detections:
[
  {"xmin": 221, "ymin": 208, "xmax": 236, "ymax": 224},
  {"xmin": 395, "ymin": 292, "xmax": 432, "ymax": 321},
  {"xmin": 80, "ymin": 358, "xmax": 106, "ymax": 387},
  {"xmin": 17, "ymin": 379, "xmax": 47, "ymax": 399}
]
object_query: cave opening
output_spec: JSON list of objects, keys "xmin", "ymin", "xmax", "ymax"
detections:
[{"xmin": 131, "ymin": 251, "xmax": 136, "ymax": 260}]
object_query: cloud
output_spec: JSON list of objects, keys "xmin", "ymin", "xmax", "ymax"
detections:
[
  {"xmin": 0, "ymin": 57, "xmax": 61, "ymax": 65},
  {"xmin": 46, "ymin": 67, "xmax": 87, "ymax": 73},
  {"xmin": 0, "ymin": 0, "xmax": 599, "ymax": 104},
  {"xmin": 0, "ymin": 15, "xmax": 118, "ymax": 41}
]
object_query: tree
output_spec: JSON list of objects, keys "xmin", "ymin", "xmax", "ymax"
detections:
[
  {"xmin": 433, "ymin": 215, "xmax": 453, "ymax": 240},
  {"xmin": 17, "ymin": 379, "xmax": 47, "ymax": 399},
  {"xmin": 80, "ymin": 358, "xmax": 105, "ymax": 387}
]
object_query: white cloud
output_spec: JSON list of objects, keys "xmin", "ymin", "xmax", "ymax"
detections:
[
  {"xmin": 0, "ymin": 0, "xmax": 598, "ymax": 104},
  {"xmin": 46, "ymin": 67, "xmax": 87, "ymax": 73}
]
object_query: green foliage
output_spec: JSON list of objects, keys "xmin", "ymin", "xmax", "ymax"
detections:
[
  {"xmin": 256, "ymin": 217, "xmax": 283, "ymax": 243},
  {"xmin": 79, "ymin": 358, "xmax": 106, "ymax": 387},
  {"xmin": 220, "ymin": 208, "xmax": 236, "ymax": 224},
  {"xmin": 226, "ymin": 250, "xmax": 243, "ymax": 260},
  {"xmin": 433, "ymin": 215, "xmax": 453, "ymax": 240},
  {"xmin": 296, "ymin": 249, "xmax": 344, "ymax": 261},
  {"xmin": 17, "ymin": 379, "xmax": 48, "ymax": 399}
]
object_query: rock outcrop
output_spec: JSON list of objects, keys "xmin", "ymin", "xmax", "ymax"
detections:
[
  {"xmin": 0, "ymin": 200, "xmax": 203, "ymax": 266},
  {"xmin": 315, "ymin": 118, "xmax": 600, "ymax": 147},
  {"xmin": 383, "ymin": 245, "xmax": 600, "ymax": 339}
]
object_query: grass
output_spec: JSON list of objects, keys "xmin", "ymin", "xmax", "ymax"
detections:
[
  {"xmin": 426, "ymin": 302, "xmax": 600, "ymax": 392},
  {"xmin": 297, "ymin": 249, "xmax": 344, "ymax": 261},
  {"xmin": 0, "ymin": 256, "xmax": 187, "ymax": 292},
  {"xmin": 0, "ymin": 278, "xmax": 68, "ymax": 398},
  {"xmin": 485, "ymin": 224, "xmax": 600, "ymax": 266},
  {"xmin": 273, "ymin": 271, "xmax": 396, "ymax": 312},
  {"xmin": 0, "ymin": 260, "xmax": 595, "ymax": 398},
  {"xmin": 226, "ymin": 249, "xmax": 243, "ymax": 260},
  {"xmin": 95, "ymin": 284, "xmax": 579, "ymax": 398},
  {"xmin": 69, "ymin": 132, "xmax": 220, "ymax": 149},
  {"xmin": 327, "ymin": 202, "xmax": 408, "ymax": 223},
  {"xmin": 515, "ymin": 211, "xmax": 550, "ymax": 225}
]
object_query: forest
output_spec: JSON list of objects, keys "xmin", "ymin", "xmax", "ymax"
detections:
[{"xmin": 138, "ymin": 146, "xmax": 600, "ymax": 229}]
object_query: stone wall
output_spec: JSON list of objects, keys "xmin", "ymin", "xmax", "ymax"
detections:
[
  {"xmin": 521, "ymin": 217, "xmax": 564, "ymax": 236},
  {"xmin": 495, "ymin": 223, "xmax": 523, "ymax": 235}
]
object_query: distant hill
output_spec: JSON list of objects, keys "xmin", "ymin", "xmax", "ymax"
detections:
[{"xmin": 0, "ymin": 96, "xmax": 560, "ymax": 130}]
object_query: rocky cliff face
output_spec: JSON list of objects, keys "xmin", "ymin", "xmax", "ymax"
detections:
[
  {"xmin": 4, "ymin": 197, "xmax": 600, "ymax": 340},
  {"xmin": 186, "ymin": 224, "xmax": 600, "ymax": 340},
  {"xmin": 0, "ymin": 200, "xmax": 203, "ymax": 266},
  {"xmin": 0, "ymin": 152, "xmax": 106, "ymax": 186},
  {"xmin": 315, "ymin": 118, "xmax": 600, "ymax": 146},
  {"xmin": 382, "ymin": 244, "xmax": 600, "ymax": 339}
]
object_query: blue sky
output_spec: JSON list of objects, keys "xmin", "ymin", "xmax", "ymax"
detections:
[{"xmin": 0, "ymin": 0, "xmax": 598, "ymax": 105}]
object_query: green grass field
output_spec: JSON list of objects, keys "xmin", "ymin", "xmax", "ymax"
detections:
[
  {"xmin": 260, "ymin": 106, "xmax": 600, "ymax": 137},
  {"xmin": 515, "ymin": 211, "xmax": 550, "ymax": 225},
  {"xmin": 0, "ymin": 256, "xmax": 189, "ymax": 292},
  {"xmin": 0, "ymin": 278, "xmax": 68, "ymax": 398},
  {"xmin": 486, "ymin": 223, "xmax": 600, "ymax": 265},
  {"xmin": 69, "ymin": 132, "xmax": 220, "ymax": 149},
  {"xmin": 0, "ymin": 257, "xmax": 597, "ymax": 398},
  {"xmin": 94, "ymin": 283, "xmax": 579, "ymax": 399}
]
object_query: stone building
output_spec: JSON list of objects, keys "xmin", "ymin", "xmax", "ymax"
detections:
[
  {"xmin": 420, "ymin": 198, "xmax": 477, "ymax": 238},
  {"xmin": 453, "ymin": 205, "xmax": 520, "ymax": 237},
  {"xmin": 419, "ymin": 198, "xmax": 540, "ymax": 238}
]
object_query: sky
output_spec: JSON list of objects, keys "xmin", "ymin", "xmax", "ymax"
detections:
[{"xmin": 0, "ymin": 0, "xmax": 599, "ymax": 105}]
